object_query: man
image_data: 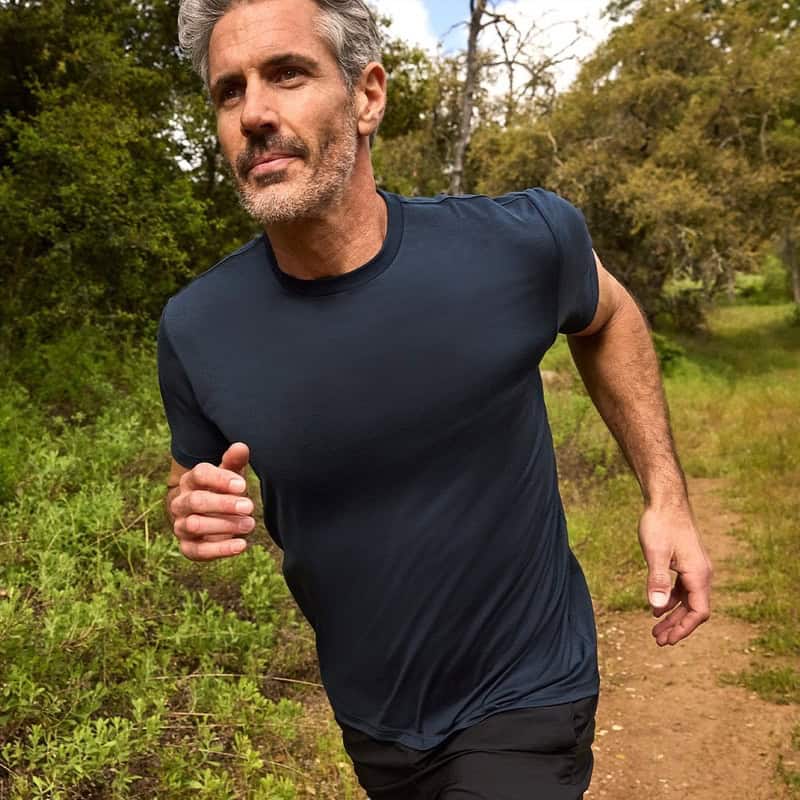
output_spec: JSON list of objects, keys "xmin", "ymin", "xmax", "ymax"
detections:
[{"xmin": 159, "ymin": 1, "xmax": 713, "ymax": 797}]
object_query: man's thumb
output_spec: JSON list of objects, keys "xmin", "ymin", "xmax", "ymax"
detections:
[
  {"xmin": 219, "ymin": 442, "xmax": 250, "ymax": 476},
  {"xmin": 646, "ymin": 553, "xmax": 673, "ymax": 610}
]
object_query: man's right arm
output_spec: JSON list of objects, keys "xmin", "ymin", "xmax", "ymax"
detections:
[{"xmin": 164, "ymin": 442, "xmax": 256, "ymax": 561}]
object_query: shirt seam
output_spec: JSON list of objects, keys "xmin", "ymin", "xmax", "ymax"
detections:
[
  {"xmin": 335, "ymin": 679, "xmax": 601, "ymax": 750},
  {"xmin": 169, "ymin": 236, "xmax": 261, "ymax": 304}
]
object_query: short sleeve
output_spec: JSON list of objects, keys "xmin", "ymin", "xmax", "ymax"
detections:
[
  {"xmin": 157, "ymin": 308, "xmax": 229, "ymax": 468},
  {"xmin": 526, "ymin": 189, "xmax": 599, "ymax": 334}
]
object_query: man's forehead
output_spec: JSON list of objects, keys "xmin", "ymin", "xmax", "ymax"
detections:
[{"xmin": 208, "ymin": 0, "xmax": 329, "ymax": 76}]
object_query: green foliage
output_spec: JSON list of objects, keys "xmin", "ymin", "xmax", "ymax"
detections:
[
  {"xmin": 0, "ymin": 90, "xmax": 208, "ymax": 342},
  {"xmin": 650, "ymin": 331, "xmax": 685, "ymax": 375},
  {"xmin": 0, "ymin": 346, "xmax": 306, "ymax": 796},
  {"xmin": 0, "ymin": 0, "xmax": 252, "ymax": 355},
  {"xmin": 374, "ymin": 53, "xmax": 466, "ymax": 196},
  {"xmin": 466, "ymin": 0, "xmax": 800, "ymax": 324},
  {"xmin": 733, "ymin": 255, "xmax": 792, "ymax": 304},
  {"xmin": 660, "ymin": 276, "xmax": 707, "ymax": 332}
]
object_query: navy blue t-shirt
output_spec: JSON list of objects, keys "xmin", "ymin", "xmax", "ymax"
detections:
[{"xmin": 157, "ymin": 188, "xmax": 600, "ymax": 749}]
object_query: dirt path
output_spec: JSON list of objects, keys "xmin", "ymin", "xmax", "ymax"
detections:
[{"xmin": 587, "ymin": 478, "xmax": 798, "ymax": 799}]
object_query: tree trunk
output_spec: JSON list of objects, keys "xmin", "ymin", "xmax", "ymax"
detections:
[{"xmin": 449, "ymin": 0, "xmax": 487, "ymax": 196}]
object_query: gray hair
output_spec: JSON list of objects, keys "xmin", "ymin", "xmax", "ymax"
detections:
[{"xmin": 178, "ymin": 0, "xmax": 382, "ymax": 92}]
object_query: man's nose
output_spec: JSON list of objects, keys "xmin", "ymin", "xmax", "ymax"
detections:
[{"xmin": 239, "ymin": 83, "xmax": 280, "ymax": 137}]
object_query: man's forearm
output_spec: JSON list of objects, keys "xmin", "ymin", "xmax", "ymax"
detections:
[{"xmin": 567, "ymin": 293, "xmax": 687, "ymax": 509}]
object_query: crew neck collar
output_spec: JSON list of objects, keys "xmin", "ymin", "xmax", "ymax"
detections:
[{"xmin": 262, "ymin": 189, "xmax": 403, "ymax": 297}]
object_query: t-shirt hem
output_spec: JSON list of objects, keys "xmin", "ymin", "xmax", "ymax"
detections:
[
  {"xmin": 561, "ymin": 263, "xmax": 600, "ymax": 335},
  {"xmin": 170, "ymin": 444, "xmax": 221, "ymax": 470},
  {"xmin": 334, "ymin": 678, "xmax": 601, "ymax": 751}
]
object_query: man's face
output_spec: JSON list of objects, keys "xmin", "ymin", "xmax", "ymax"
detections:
[{"xmin": 208, "ymin": 0, "xmax": 360, "ymax": 225}]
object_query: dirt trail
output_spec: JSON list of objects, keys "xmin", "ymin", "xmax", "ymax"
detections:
[{"xmin": 587, "ymin": 478, "xmax": 798, "ymax": 799}]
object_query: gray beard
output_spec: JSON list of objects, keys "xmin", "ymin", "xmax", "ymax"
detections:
[{"xmin": 235, "ymin": 118, "xmax": 359, "ymax": 226}]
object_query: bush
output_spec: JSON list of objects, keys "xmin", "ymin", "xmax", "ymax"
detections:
[
  {"xmin": 9, "ymin": 324, "xmax": 158, "ymax": 420},
  {"xmin": 733, "ymin": 256, "xmax": 792, "ymax": 305},
  {"xmin": 661, "ymin": 277, "xmax": 707, "ymax": 332},
  {"xmin": 651, "ymin": 331, "xmax": 685, "ymax": 375},
  {"xmin": 0, "ymin": 336, "xmax": 303, "ymax": 797}
]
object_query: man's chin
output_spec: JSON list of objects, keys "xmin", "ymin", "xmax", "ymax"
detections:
[
  {"xmin": 238, "ymin": 183, "xmax": 320, "ymax": 226},
  {"xmin": 249, "ymin": 169, "xmax": 292, "ymax": 188}
]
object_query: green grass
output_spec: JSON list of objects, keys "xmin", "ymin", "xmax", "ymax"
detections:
[
  {"xmin": 669, "ymin": 306, "xmax": 800, "ymax": 665},
  {"xmin": 0, "ymin": 348, "xmax": 345, "ymax": 799},
  {"xmin": 1, "ymin": 303, "xmax": 797, "ymax": 798},
  {"xmin": 777, "ymin": 723, "xmax": 800, "ymax": 797}
]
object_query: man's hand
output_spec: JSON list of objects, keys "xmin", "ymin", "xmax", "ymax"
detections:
[
  {"xmin": 169, "ymin": 442, "xmax": 255, "ymax": 561},
  {"xmin": 639, "ymin": 505, "xmax": 713, "ymax": 646}
]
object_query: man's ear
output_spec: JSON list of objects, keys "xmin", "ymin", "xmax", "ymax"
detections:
[{"xmin": 356, "ymin": 61, "xmax": 387, "ymax": 139}]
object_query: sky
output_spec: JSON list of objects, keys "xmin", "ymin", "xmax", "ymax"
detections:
[{"xmin": 372, "ymin": 0, "xmax": 615, "ymax": 90}]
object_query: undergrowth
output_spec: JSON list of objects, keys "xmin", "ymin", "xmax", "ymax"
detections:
[{"xmin": 1, "ymin": 305, "xmax": 797, "ymax": 797}]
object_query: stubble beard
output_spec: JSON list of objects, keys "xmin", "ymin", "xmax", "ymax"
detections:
[{"xmin": 234, "ymin": 106, "xmax": 359, "ymax": 226}]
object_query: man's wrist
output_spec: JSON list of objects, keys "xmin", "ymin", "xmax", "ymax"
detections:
[{"xmin": 641, "ymin": 475, "xmax": 690, "ymax": 512}]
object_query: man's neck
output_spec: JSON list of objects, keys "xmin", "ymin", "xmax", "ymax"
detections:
[{"xmin": 265, "ymin": 165, "xmax": 387, "ymax": 282}]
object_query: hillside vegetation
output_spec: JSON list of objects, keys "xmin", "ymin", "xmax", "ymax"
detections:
[{"xmin": 1, "ymin": 303, "xmax": 797, "ymax": 797}]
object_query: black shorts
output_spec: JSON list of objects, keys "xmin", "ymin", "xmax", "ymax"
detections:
[{"xmin": 340, "ymin": 694, "xmax": 598, "ymax": 800}]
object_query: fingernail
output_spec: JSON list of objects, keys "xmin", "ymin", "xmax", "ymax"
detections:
[
  {"xmin": 650, "ymin": 591, "xmax": 668, "ymax": 607},
  {"xmin": 239, "ymin": 517, "xmax": 255, "ymax": 532},
  {"xmin": 230, "ymin": 478, "xmax": 246, "ymax": 492},
  {"xmin": 230, "ymin": 539, "xmax": 247, "ymax": 555},
  {"xmin": 235, "ymin": 499, "xmax": 253, "ymax": 514}
]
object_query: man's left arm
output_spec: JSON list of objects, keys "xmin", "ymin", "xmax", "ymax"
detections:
[{"xmin": 567, "ymin": 251, "xmax": 713, "ymax": 647}]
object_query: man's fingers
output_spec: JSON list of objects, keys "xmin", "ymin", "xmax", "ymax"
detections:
[
  {"xmin": 219, "ymin": 442, "xmax": 250, "ymax": 475},
  {"xmin": 652, "ymin": 588, "xmax": 681, "ymax": 618},
  {"xmin": 179, "ymin": 537, "xmax": 249, "ymax": 562},
  {"xmin": 646, "ymin": 552, "xmax": 674, "ymax": 612},
  {"xmin": 180, "ymin": 512, "xmax": 256, "ymax": 537},
  {"xmin": 173, "ymin": 489, "xmax": 253, "ymax": 518},
  {"xmin": 184, "ymin": 462, "xmax": 248, "ymax": 494},
  {"xmin": 652, "ymin": 605, "xmax": 709, "ymax": 646},
  {"xmin": 651, "ymin": 578, "xmax": 711, "ymax": 646},
  {"xmin": 652, "ymin": 605, "xmax": 687, "ymax": 643}
]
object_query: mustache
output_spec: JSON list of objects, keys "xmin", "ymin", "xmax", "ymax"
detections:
[{"xmin": 235, "ymin": 135, "xmax": 310, "ymax": 180}]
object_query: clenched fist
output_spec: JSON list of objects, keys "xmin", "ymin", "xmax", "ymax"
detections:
[{"xmin": 167, "ymin": 442, "xmax": 255, "ymax": 561}]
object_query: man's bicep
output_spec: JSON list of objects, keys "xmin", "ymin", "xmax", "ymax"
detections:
[{"xmin": 568, "ymin": 251, "xmax": 630, "ymax": 338}]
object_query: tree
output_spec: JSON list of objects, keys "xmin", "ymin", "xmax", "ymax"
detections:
[
  {"xmin": 0, "ymin": 0, "xmax": 254, "ymax": 354},
  {"xmin": 450, "ymin": 0, "xmax": 488, "ymax": 195},
  {"xmin": 449, "ymin": 0, "xmax": 582, "ymax": 194},
  {"xmin": 468, "ymin": 0, "xmax": 800, "ymax": 323}
]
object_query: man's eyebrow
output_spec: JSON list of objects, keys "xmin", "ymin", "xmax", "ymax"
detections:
[{"xmin": 210, "ymin": 53, "xmax": 322, "ymax": 95}]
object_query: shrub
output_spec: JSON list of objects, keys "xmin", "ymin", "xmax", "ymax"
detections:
[
  {"xmin": 651, "ymin": 331, "xmax": 685, "ymax": 376},
  {"xmin": 661, "ymin": 276, "xmax": 707, "ymax": 332}
]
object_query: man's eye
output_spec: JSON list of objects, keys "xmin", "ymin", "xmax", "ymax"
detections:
[
  {"xmin": 277, "ymin": 68, "xmax": 303, "ymax": 83},
  {"xmin": 219, "ymin": 86, "xmax": 242, "ymax": 104}
]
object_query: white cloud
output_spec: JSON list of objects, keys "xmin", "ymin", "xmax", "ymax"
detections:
[{"xmin": 371, "ymin": 0, "xmax": 439, "ymax": 52}]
